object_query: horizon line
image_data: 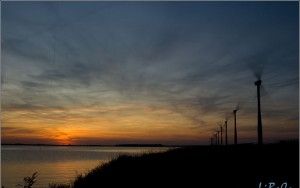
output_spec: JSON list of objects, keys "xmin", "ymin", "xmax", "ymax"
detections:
[{"xmin": 1, "ymin": 139, "xmax": 298, "ymax": 147}]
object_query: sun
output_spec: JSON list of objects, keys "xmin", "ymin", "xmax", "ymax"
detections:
[
  {"xmin": 56, "ymin": 136, "xmax": 72, "ymax": 145},
  {"xmin": 54, "ymin": 132, "xmax": 73, "ymax": 145}
]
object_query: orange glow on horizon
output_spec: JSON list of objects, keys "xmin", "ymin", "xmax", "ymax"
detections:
[{"xmin": 2, "ymin": 101, "xmax": 298, "ymax": 145}]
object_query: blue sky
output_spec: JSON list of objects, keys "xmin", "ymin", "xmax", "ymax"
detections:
[{"xmin": 1, "ymin": 1, "xmax": 299, "ymax": 145}]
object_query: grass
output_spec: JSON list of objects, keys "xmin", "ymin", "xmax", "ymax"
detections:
[
  {"xmin": 71, "ymin": 142, "xmax": 299, "ymax": 188},
  {"xmin": 15, "ymin": 172, "xmax": 38, "ymax": 188}
]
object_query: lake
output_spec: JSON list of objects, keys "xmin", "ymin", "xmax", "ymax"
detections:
[{"xmin": 1, "ymin": 145, "xmax": 170, "ymax": 188}]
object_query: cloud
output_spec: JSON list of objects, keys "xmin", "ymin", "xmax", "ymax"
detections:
[
  {"xmin": 2, "ymin": 126, "xmax": 39, "ymax": 134},
  {"xmin": 1, "ymin": 2, "xmax": 298, "ymax": 144}
]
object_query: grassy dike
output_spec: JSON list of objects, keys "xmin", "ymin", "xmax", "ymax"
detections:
[{"xmin": 69, "ymin": 142, "xmax": 298, "ymax": 188}]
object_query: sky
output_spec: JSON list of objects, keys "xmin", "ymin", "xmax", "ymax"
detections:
[{"xmin": 1, "ymin": 1, "xmax": 299, "ymax": 145}]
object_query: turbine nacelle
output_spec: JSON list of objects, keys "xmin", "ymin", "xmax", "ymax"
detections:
[{"xmin": 255, "ymin": 79, "xmax": 262, "ymax": 86}]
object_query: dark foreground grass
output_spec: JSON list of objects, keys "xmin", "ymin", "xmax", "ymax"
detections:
[{"xmin": 72, "ymin": 142, "xmax": 298, "ymax": 188}]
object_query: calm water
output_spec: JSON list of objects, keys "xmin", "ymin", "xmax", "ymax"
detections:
[{"xmin": 1, "ymin": 145, "xmax": 169, "ymax": 187}]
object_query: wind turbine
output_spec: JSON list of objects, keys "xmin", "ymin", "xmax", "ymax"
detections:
[
  {"xmin": 255, "ymin": 79, "xmax": 263, "ymax": 145},
  {"xmin": 233, "ymin": 105, "xmax": 239, "ymax": 145},
  {"xmin": 249, "ymin": 59, "xmax": 265, "ymax": 145}
]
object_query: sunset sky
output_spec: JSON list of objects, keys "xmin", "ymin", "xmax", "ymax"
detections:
[{"xmin": 1, "ymin": 1, "xmax": 298, "ymax": 145}]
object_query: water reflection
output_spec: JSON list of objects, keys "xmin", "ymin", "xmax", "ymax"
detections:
[{"xmin": 1, "ymin": 146, "xmax": 169, "ymax": 187}]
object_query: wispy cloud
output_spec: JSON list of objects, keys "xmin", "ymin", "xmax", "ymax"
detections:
[{"xmin": 2, "ymin": 1, "xmax": 298, "ymax": 144}]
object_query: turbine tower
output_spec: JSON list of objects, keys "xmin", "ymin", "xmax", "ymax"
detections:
[
  {"xmin": 220, "ymin": 125, "xmax": 223, "ymax": 145},
  {"xmin": 255, "ymin": 79, "xmax": 263, "ymax": 145},
  {"xmin": 215, "ymin": 133, "xmax": 218, "ymax": 145},
  {"xmin": 225, "ymin": 120, "xmax": 228, "ymax": 145},
  {"xmin": 233, "ymin": 109, "xmax": 238, "ymax": 145}
]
